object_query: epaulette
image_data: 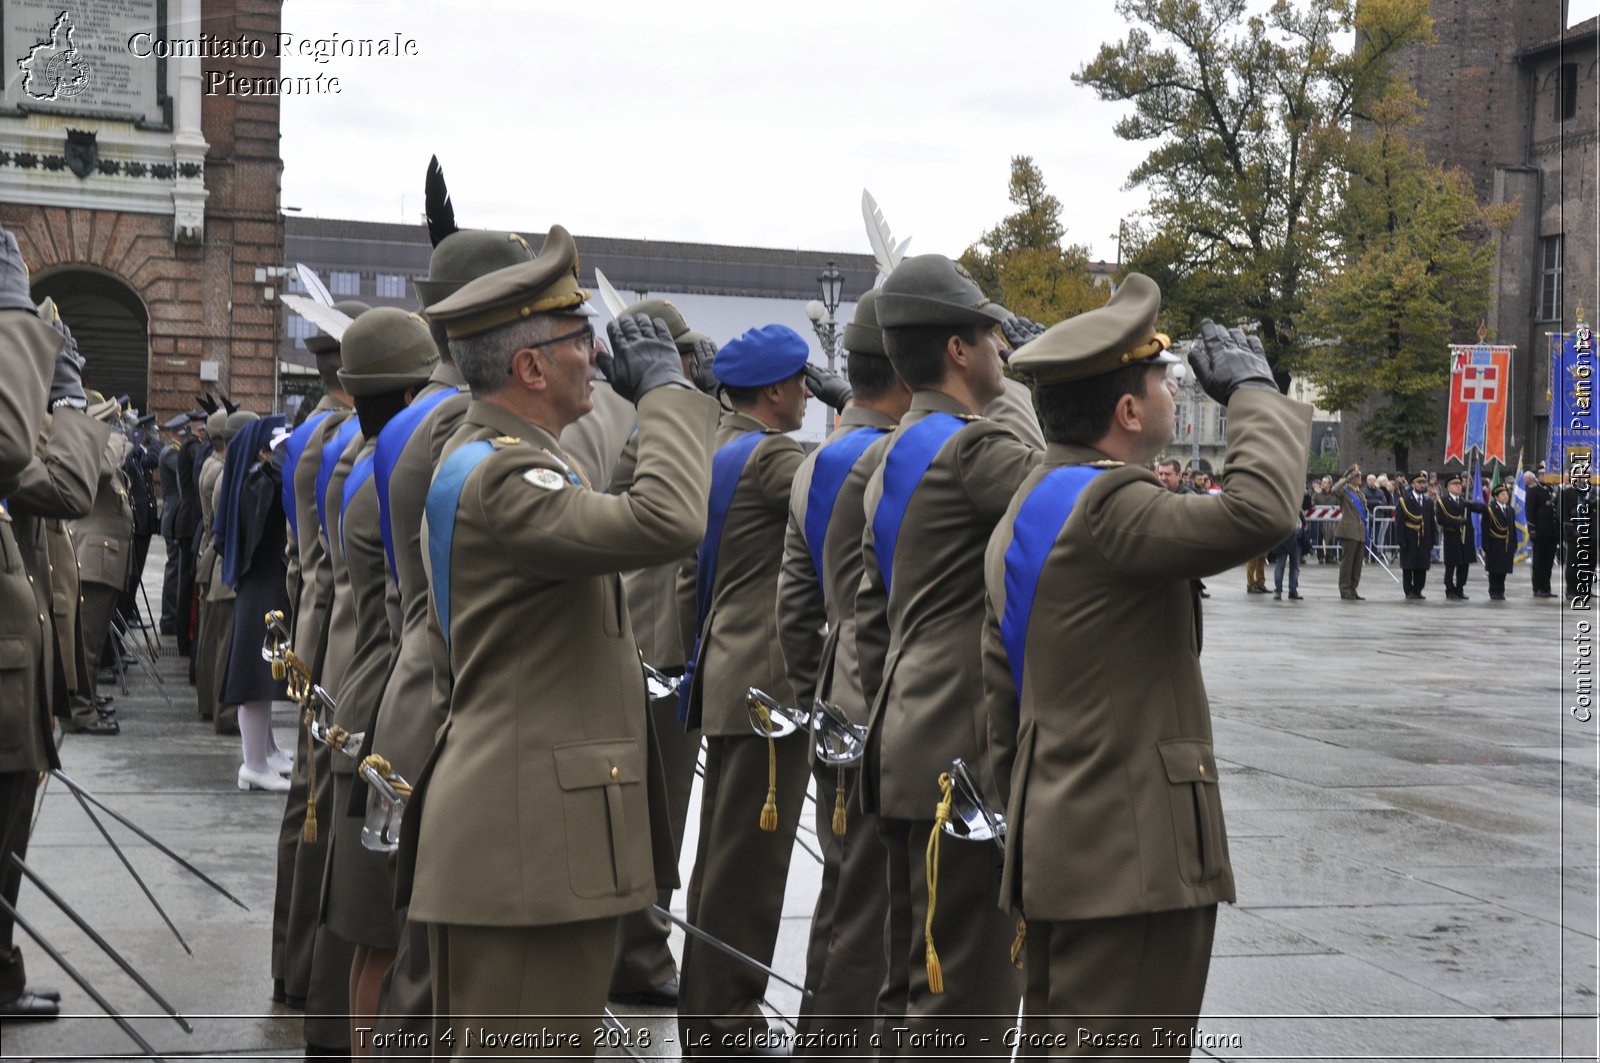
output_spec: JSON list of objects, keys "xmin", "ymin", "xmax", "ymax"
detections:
[{"xmin": 490, "ymin": 435, "xmax": 523, "ymax": 448}]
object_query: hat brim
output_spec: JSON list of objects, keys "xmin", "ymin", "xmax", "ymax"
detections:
[
  {"xmin": 674, "ymin": 328, "xmax": 712, "ymax": 353},
  {"xmin": 877, "ymin": 292, "xmax": 1011, "ymax": 329},
  {"xmin": 338, "ymin": 365, "xmax": 439, "ymax": 397}
]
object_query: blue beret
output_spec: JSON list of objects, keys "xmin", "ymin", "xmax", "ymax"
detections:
[{"xmin": 712, "ymin": 324, "xmax": 811, "ymax": 388}]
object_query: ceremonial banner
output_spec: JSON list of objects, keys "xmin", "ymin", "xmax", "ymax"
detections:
[
  {"xmin": 1446, "ymin": 344, "xmax": 1513, "ymax": 463},
  {"xmin": 1546, "ymin": 321, "xmax": 1597, "ymax": 484},
  {"xmin": 1511, "ymin": 459, "xmax": 1530, "ymax": 563}
]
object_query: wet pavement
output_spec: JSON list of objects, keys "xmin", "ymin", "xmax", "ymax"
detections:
[{"xmin": 3, "ymin": 543, "xmax": 1596, "ymax": 1060}]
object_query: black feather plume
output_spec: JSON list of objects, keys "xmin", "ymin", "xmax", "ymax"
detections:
[
  {"xmin": 425, "ymin": 155, "xmax": 458, "ymax": 247},
  {"xmin": 196, "ymin": 393, "xmax": 217, "ymax": 415},
  {"xmin": 220, "ymin": 393, "xmax": 238, "ymax": 415}
]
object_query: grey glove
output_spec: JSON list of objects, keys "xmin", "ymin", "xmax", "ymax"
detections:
[
  {"xmin": 803, "ymin": 363, "xmax": 853, "ymax": 412},
  {"xmin": 602, "ymin": 314, "xmax": 690, "ymax": 404},
  {"xmin": 1000, "ymin": 315, "xmax": 1047, "ymax": 360},
  {"xmin": 0, "ymin": 229, "xmax": 34, "ymax": 313},
  {"xmin": 689, "ymin": 338, "xmax": 719, "ymax": 394},
  {"xmin": 1191, "ymin": 319, "xmax": 1277, "ymax": 406},
  {"xmin": 48, "ymin": 317, "xmax": 87, "ymax": 411}
]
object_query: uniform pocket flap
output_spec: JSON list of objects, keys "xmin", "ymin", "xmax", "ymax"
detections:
[
  {"xmin": 554, "ymin": 739, "xmax": 643, "ymax": 790},
  {"xmin": 1157, "ymin": 738, "xmax": 1217, "ymax": 784},
  {"xmin": 0, "ymin": 635, "xmax": 30, "ymax": 671}
]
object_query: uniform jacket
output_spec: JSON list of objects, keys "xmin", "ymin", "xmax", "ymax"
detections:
[
  {"xmin": 330, "ymin": 437, "xmax": 398, "ymax": 778},
  {"xmin": 174, "ymin": 434, "xmax": 204, "ymax": 540},
  {"xmin": 559, "ymin": 378, "xmax": 635, "ymax": 490},
  {"xmin": 403, "ymin": 386, "xmax": 718, "ymax": 927},
  {"xmin": 0, "ymin": 312, "xmax": 69, "ymax": 775},
  {"xmin": 776, "ymin": 406, "xmax": 896, "ymax": 723},
  {"xmin": 1481, "ymin": 500, "xmax": 1518, "ymax": 573},
  {"xmin": 1395, "ymin": 488, "xmax": 1436, "ymax": 570},
  {"xmin": 198, "ymin": 452, "xmax": 235, "ymax": 603},
  {"xmin": 1436, "ymin": 491, "xmax": 1486, "ymax": 566},
  {"xmin": 854, "ymin": 388, "xmax": 1041, "ymax": 819},
  {"xmin": 74, "ymin": 431, "xmax": 133, "ymax": 590},
  {"xmin": 1526, "ymin": 481, "xmax": 1558, "ymax": 541},
  {"xmin": 288, "ymin": 398, "xmax": 354, "ymax": 675},
  {"xmin": 317, "ymin": 430, "xmax": 365, "ymax": 695},
  {"xmin": 1329, "ymin": 472, "xmax": 1369, "ymax": 542},
  {"xmin": 681, "ymin": 410, "xmax": 805, "ymax": 734},
  {"xmin": 369, "ymin": 366, "xmax": 470, "ymax": 785},
  {"xmin": 158, "ymin": 443, "xmax": 180, "ymax": 539},
  {"xmin": 983, "ymin": 388, "xmax": 1311, "ymax": 921}
]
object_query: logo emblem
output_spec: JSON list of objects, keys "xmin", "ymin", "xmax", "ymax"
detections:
[
  {"xmin": 18, "ymin": 12, "xmax": 91, "ymax": 102},
  {"xmin": 522, "ymin": 468, "xmax": 566, "ymax": 491},
  {"xmin": 64, "ymin": 128, "xmax": 97, "ymax": 179}
]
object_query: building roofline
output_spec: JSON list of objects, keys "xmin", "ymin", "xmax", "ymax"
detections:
[{"xmin": 1518, "ymin": 16, "xmax": 1599, "ymax": 62}]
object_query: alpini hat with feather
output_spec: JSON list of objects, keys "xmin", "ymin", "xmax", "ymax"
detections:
[
  {"xmin": 425, "ymin": 225, "xmax": 595, "ymax": 340},
  {"xmin": 413, "ymin": 153, "xmax": 539, "ymax": 308}
]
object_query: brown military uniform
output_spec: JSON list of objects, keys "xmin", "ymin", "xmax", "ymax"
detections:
[
  {"xmin": 983, "ymin": 388, "xmax": 1311, "ymax": 1052},
  {"xmin": 776, "ymin": 405, "xmax": 896, "ymax": 1047},
  {"xmin": 70, "ymin": 430, "xmax": 132, "ymax": 724},
  {"xmin": 855, "ymin": 388, "xmax": 1039, "ymax": 1046},
  {"xmin": 1330, "ymin": 470, "xmax": 1367, "ymax": 597},
  {"xmin": 401, "ymin": 386, "xmax": 716, "ymax": 1050},
  {"xmin": 195, "ymin": 450, "xmax": 236, "ymax": 730},
  {"xmin": 559, "ymin": 377, "xmax": 635, "ymax": 489}
]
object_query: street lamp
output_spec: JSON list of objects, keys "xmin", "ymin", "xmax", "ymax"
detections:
[{"xmin": 804, "ymin": 260, "xmax": 846, "ymax": 376}]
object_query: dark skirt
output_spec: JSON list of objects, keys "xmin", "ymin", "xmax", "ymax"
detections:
[{"xmin": 220, "ymin": 560, "xmax": 290, "ymax": 705}]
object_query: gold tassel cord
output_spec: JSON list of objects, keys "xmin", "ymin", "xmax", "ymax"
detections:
[
  {"xmin": 924, "ymin": 771, "xmax": 954, "ymax": 995},
  {"xmin": 301, "ymin": 706, "xmax": 318, "ymax": 844},
  {"xmin": 755, "ymin": 700, "xmax": 779, "ymax": 832},
  {"xmin": 832, "ymin": 766, "xmax": 848, "ymax": 838},
  {"xmin": 359, "ymin": 754, "xmax": 412, "ymax": 797},
  {"xmin": 1010, "ymin": 917, "xmax": 1027, "ymax": 971}
]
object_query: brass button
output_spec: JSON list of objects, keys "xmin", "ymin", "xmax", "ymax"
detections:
[
  {"xmin": 38, "ymin": 613, "xmax": 45, "ymax": 623},
  {"xmin": 609, "ymin": 766, "xmax": 620, "ymax": 780},
  {"xmin": 1198, "ymin": 764, "xmax": 1206, "ymax": 776}
]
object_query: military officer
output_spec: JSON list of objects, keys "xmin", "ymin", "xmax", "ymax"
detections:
[
  {"xmin": 66, "ymin": 395, "xmax": 133, "ymax": 735},
  {"xmin": 399, "ymin": 226, "xmax": 718, "ymax": 1057},
  {"xmin": 984, "ymin": 281, "xmax": 1310, "ymax": 1054},
  {"xmin": 1329, "ymin": 464, "xmax": 1368, "ymax": 600},
  {"xmin": 602, "ymin": 296, "xmax": 721, "ymax": 1011},
  {"xmin": 1397, "ymin": 472, "xmax": 1436, "ymax": 599},
  {"xmin": 173, "ymin": 407, "xmax": 207, "ymax": 656},
  {"xmin": 1525, "ymin": 469, "xmax": 1558, "ymax": 597},
  {"xmin": 1482, "ymin": 482, "xmax": 1518, "ymax": 600},
  {"xmin": 1436, "ymin": 473, "xmax": 1487, "ymax": 600},
  {"xmin": 158, "ymin": 415, "xmax": 184, "ymax": 634},
  {"xmin": 677, "ymin": 324, "xmax": 840, "ymax": 1052},
  {"xmin": 775, "ymin": 288, "xmax": 911, "ymax": 1050},
  {"xmin": 271, "ymin": 299, "xmax": 366, "ymax": 1039},
  {"xmin": 362, "ymin": 228, "xmax": 535, "ymax": 1055},
  {"xmin": 854, "ymin": 254, "xmax": 1040, "ymax": 1047},
  {"xmin": 0, "ymin": 231, "xmax": 84, "ymax": 1020}
]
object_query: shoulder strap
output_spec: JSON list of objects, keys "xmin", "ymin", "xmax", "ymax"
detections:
[
  {"xmin": 872, "ymin": 412, "xmax": 965, "ymax": 593},
  {"xmin": 1000, "ymin": 467, "xmax": 1104, "ymax": 698},
  {"xmin": 374, "ymin": 387, "xmax": 460, "ymax": 577},
  {"xmin": 340, "ymin": 453, "xmax": 377, "ymax": 556},
  {"xmin": 423, "ymin": 439, "xmax": 498, "ymax": 650},
  {"xmin": 316, "ymin": 417, "xmax": 363, "ymax": 542},
  {"xmin": 804, "ymin": 426, "xmax": 887, "ymax": 590},
  {"xmin": 281, "ymin": 410, "xmax": 331, "ymax": 539}
]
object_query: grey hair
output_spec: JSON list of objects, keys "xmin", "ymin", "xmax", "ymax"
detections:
[{"xmin": 449, "ymin": 315, "xmax": 560, "ymax": 396}]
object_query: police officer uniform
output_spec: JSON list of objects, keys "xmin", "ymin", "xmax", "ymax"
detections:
[
  {"xmin": 983, "ymin": 276, "xmax": 1311, "ymax": 1054},
  {"xmin": 677, "ymin": 325, "xmax": 813, "ymax": 1051},
  {"xmin": 1397, "ymin": 473, "xmax": 1436, "ymax": 599},
  {"xmin": 1482, "ymin": 484, "xmax": 1518, "ymax": 600},
  {"xmin": 855, "ymin": 254, "xmax": 1038, "ymax": 1047},
  {"xmin": 775, "ymin": 288, "xmax": 897, "ymax": 1049},
  {"xmin": 398, "ymin": 226, "xmax": 717, "ymax": 1056},
  {"xmin": 1435, "ymin": 475, "xmax": 1486, "ymax": 600}
]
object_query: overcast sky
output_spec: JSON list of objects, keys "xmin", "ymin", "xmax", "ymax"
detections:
[{"xmin": 278, "ymin": 0, "xmax": 1599, "ymax": 265}]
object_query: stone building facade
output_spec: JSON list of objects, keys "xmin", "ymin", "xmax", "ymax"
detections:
[
  {"xmin": 1342, "ymin": 1, "xmax": 1597, "ymax": 472},
  {"xmin": 0, "ymin": 0, "xmax": 284, "ymax": 419}
]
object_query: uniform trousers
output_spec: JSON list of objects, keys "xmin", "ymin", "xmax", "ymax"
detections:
[
  {"xmin": 875, "ymin": 816, "xmax": 1023, "ymax": 1055},
  {"xmin": 160, "ymin": 534, "xmax": 181, "ymax": 630},
  {"xmin": 175, "ymin": 544, "xmax": 195, "ymax": 656},
  {"xmin": 296, "ymin": 741, "xmax": 355, "ymax": 1050},
  {"xmin": 1402, "ymin": 567, "xmax": 1428, "ymax": 597},
  {"xmin": 1488, "ymin": 571, "xmax": 1508, "ymax": 598},
  {"xmin": 428, "ymin": 916, "xmax": 618, "ymax": 1060},
  {"xmin": 679, "ymin": 732, "xmax": 810, "ymax": 1051},
  {"xmin": 0, "ymin": 771, "xmax": 37, "ymax": 1003},
  {"xmin": 1244, "ymin": 555, "xmax": 1266, "ymax": 590},
  {"xmin": 371, "ymin": 906, "xmax": 431, "ymax": 1057},
  {"xmin": 69, "ymin": 583, "xmax": 120, "ymax": 727},
  {"xmin": 1531, "ymin": 537, "xmax": 1555, "ymax": 594},
  {"xmin": 271, "ymin": 717, "xmax": 311, "ymax": 990},
  {"xmin": 195, "ymin": 596, "xmax": 237, "ymax": 731},
  {"xmin": 796, "ymin": 762, "xmax": 888, "ymax": 1054},
  {"xmin": 1018, "ymin": 906, "xmax": 1216, "ymax": 1059},
  {"xmin": 1337, "ymin": 537, "xmax": 1363, "ymax": 596},
  {"xmin": 610, "ymin": 693, "xmax": 698, "ymax": 996},
  {"xmin": 1443, "ymin": 563, "xmax": 1469, "ymax": 595}
]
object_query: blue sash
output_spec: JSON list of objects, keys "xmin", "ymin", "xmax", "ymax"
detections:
[
  {"xmin": 1343, "ymin": 486, "xmax": 1370, "ymax": 545},
  {"xmin": 340, "ymin": 453, "xmax": 376, "ymax": 555},
  {"xmin": 316, "ymin": 417, "xmax": 362, "ymax": 542},
  {"xmin": 803, "ymin": 426, "xmax": 886, "ymax": 589},
  {"xmin": 872, "ymin": 412, "xmax": 964, "ymax": 593},
  {"xmin": 1000, "ymin": 467, "xmax": 1103, "ymax": 697},
  {"xmin": 281, "ymin": 410, "xmax": 331, "ymax": 539},
  {"xmin": 680, "ymin": 430, "xmax": 767, "ymax": 720},
  {"xmin": 374, "ymin": 387, "xmax": 459, "ymax": 577},
  {"xmin": 423, "ymin": 439, "xmax": 496, "ymax": 650}
]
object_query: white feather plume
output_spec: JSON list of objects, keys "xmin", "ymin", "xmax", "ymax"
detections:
[
  {"xmin": 295, "ymin": 263, "xmax": 336, "ymax": 307},
  {"xmin": 862, "ymin": 189, "xmax": 908, "ymax": 285},
  {"xmin": 593, "ymin": 268, "xmax": 630, "ymax": 321},
  {"xmin": 280, "ymin": 293, "xmax": 353, "ymax": 341}
]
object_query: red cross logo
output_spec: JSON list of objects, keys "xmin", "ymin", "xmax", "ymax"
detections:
[{"xmin": 1460, "ymin": 365, "xmax": 1499, "ymax": 403}]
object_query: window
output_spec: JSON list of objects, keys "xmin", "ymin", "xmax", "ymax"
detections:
[
  {"xmin": 330, "ymin": 271, "xmax": 361, "ymax": 296},
  {"xmin": 377, "ymin": 274, "xmax": 407, "ymax": 299},
  {"xmin": 286, "ymin": 312, "xmax": 315, "ymax": 349},
  {"xmin": 1539, "ymin": 235, "xmax": 1564, "ymax": 322},
  {"xmin": 1558, "ymin": 63, "xmax": 1578, "ymax": 122}
]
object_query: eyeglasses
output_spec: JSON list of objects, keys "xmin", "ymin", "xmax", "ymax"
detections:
[{"xmin": 507, "ymin": 324, "xmax": 595, "ymax": 374}]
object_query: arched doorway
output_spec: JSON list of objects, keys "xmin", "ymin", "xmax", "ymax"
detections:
[{"xmin": 31, "ymin": 268, "xmax": 151, "ymax": 413}]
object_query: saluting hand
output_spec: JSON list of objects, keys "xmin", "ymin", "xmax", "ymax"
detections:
[
  {"xmin": 802, "ymin": 364, "xmax": 853, "ymax": 412},
  {"xmin": 603, "ymin": 314, "xmax": 691, "ymax": 405},
  {"xmin": 690, "ymin": 337, "xmax": 719, "ymax": 395},
  {"xmin": 0, "ymin": 229, "xmax": 34, "ymax": 314},
  {"xmin": 46, "ymin": 315, "xmax": 87, "ymax": 412},
  {"xmin": 999, "ymin": 314, "xmax": 1047, "ymax": 361},
  {"xmin": 1191, "ymin": 320, "xmax": 1277, "ymax": 406}
]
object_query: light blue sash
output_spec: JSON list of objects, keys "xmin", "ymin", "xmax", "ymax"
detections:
[
  {"xmin": 281, "ymin": 410, "xmax": 330, "ymax": 539},
  {"xmin": 423, "ymin": 440, "xmax": 496, "ymax": 650},
  {"xmin": 374, "ymin": 387, "xmax": 459, "ymax": 576},
  {"xmin": 315, "ymin": 417, "xmax": 362, "ymax": 542}
]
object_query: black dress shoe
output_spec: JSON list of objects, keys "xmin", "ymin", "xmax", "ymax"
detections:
[
  {"xmin": 272, "ymin": 978, "xmax": 286, "ymax": 1004},
  {"xmin": 608, "ymin": 977, "xmax": 679, "ymax": 1007},
  {"xmin": 0, "ymin": 990, "xmax": 61, "ymax": 1019},
  {"xmin": 1288, "ymin": 591, "xmax": 1303, "ymax": 600},
  {"xmin": 69, "ymin": 718, "xmax": 119, "ymax": 736},
  {"xmin": 26, "ymin": 986, "xmax": 60, "ymax": 1002}
]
